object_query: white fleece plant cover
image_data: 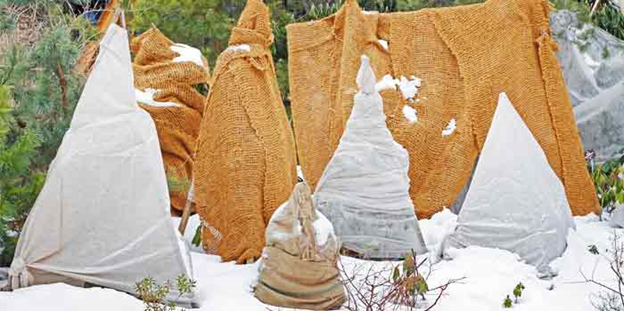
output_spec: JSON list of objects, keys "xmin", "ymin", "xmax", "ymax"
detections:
[
  {"xmin": 443, "ymin": 93, "xmax": 575, "ymax": 274},
  {"xmin": 8, "ymin": 24, "xmax": 194, "ymax": 303},
  {"xmin": 314, "ymin": 55, "xmax": 427, "ymax": 259}
]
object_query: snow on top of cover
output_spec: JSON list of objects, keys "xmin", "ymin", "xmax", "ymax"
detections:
[
  {"xmin": 226, "ymin": 44, "xmax": 251, "ymax": 53},
  {"xmin": 171, "ymin": 43, "xmax": 205, "ymax": 67},
  {"xmin": 135, "ymin": 88, "xmax": 180, "ymax": 108}
]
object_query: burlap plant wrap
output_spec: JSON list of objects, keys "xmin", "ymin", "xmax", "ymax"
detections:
[
  {"xmin": 255, "ymin": 182, "xmax": 345, "ymax": 310},
  {"xmin": 287, "ymin": 0, "xmax": 599, "ymax": 219},
  {"xmin": 130, "ymin": 27, "xmax": 210, "ymax": 215},
  {"xmin": 194, "ymin": 0, "xmax": 297, "ymax": 263}
]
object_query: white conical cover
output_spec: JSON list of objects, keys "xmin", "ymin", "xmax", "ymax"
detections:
[
  {"xmin": 8, "ymin": 24, "xmax": 194, "ymax": 303},
  {"xmin": 444, "ymin": 93, "xmax": 575, "ymax": 273},
  {"xmin": 314, "ymin": 56, "xmax": 427, "ymax": 259}
]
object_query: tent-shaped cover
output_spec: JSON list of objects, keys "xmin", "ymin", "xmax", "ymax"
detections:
[
  {"xmin": 444, "ymin": 93, "xmax": 574, "ymax": 274},
  {"xmin": 7, "ymin": 24, "xmax": 195, "ymax": 304}
]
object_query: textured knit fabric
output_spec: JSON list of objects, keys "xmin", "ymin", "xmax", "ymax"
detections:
[
  {"xmin": 194, "ymin": 0, "xmax": 297, "ymax": 264},
  {"xmin": 131, "ymin": 27, "xmax": 210, "ymax": 214},
  {"xmin": 287, "ymin": 0, "xmax": 599, "ymax": 218}
]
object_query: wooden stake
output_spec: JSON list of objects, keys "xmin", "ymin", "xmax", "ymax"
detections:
[
  {"xmin": 178, "ymin": 182, "xmax": 194, "ymax": 235},
  {"xmin": 590, "ymin": 0, "xmax": 602, "ymax": 17}
]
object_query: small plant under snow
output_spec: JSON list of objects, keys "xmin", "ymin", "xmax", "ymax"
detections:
[
  {"xmin": 135, "ymin": 88, "xmax": 180, "ymax": 108},
  {"xmin": 442, "ymin": 118, "xmax": 457, "ymax": 136},
  {"xmin": 170, "ymin": 43, "xmax": 204, "ymax": 67},
  {"xmin": 402, "ymin": 105, "xmax": 418, "ymax": 124},
  {"xmin": 226, "ymin": 44, "xmax": 251, "ymax": 53}
]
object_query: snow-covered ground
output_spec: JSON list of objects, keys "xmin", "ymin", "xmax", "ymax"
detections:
[{"xmin": 1, "ymin": 210, "xmax": 620, "ymax": 310}]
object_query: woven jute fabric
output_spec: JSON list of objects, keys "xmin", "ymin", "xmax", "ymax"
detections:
[
  {"xmin": 287, "ymin": 0, "xmax": 599, "ymax": 219},
  {"xmin": 194, "ymin": 0, "xmax": 297, "ymax": 264},
  {"xmin": 254, "ymin": 182, "xmax": 345, "ymax": 310},
  {"xmin": 131, "ymin": 27, "xmax": 210, "ymax": 214}
]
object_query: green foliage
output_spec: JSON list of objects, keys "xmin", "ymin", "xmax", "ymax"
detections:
[
  {"xmin": 0, "ymin": 0, "xmax": 96, "ymax": 266},
  {"xmin": 135, "ymin": 274, "xmax": 196, "ymax": 311},
  {"xmin": 192, "ymin": 224, "xmax": 201, "ymax": 247},
  {"xmin": 552, "ymin": 0, "xmax": 624, "ymax": 41},
  {"xmin": 586, "ymin": 149, "xmax": 624, "ymax": 216},
  {"xmin": 0, "ymin": 85, "xmax": 44, "ymax": 267},
  {"xmin": 132, "ymin": 0, "xmax": 237, "ymax": 67},
  {"xmin": 588, "ymin": 244, "xmax": 600, "ymax": 255},
  {"xmin": 591, "ymin": 2, "xmax": 624, "ymax": 40},
  {"xmin": 513, "ymin": 282, "xmax": 525, "ymax": 303},
  {"xmin": 503, "ymin": 295, "xmax": 513, "ymax": 308}
]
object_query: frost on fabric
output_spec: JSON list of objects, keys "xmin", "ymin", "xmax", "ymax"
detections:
[
  {"xmin": 170, "ymin": 43, "xmax": 205, "ymax": 67},
  {"xmin": 378, "ymin": 39, "xmax": 389, "ymax": 51},
  {"xmin": 442, "ymin": 118, "xmax": 457, "ymax": 136},
  {"xmin": 402, "ymin": 105, "xmax": 418, "ymax": 123},
  {"xmin": 226, "ymin": 44, "xmax": 251, "ymax": 53},
  {"xmin": 135, "ymin": 88, "xmax": 180, "ymax": 108}
]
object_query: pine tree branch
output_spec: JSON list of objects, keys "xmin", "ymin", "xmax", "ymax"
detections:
[{"xmin": 56, "ymin": 61, "xmax": 68, "ymax": 112}]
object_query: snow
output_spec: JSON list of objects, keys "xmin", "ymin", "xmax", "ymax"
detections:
[
  {"xmin": 313, "ymin": 211, "xmax": 334, "ymax": 246},
  {"xmin": 375, "ymin": 74, "xmax": 422, "ymax": 102},
  {"xmin": 378, "ymin": 39, "xmax": 389, "ymax": 51},
  {"xmin": 442, "ymin": 118, "xmax": 457, "ymax": 136},
  {"xmin": 170, "ymin": 43, "xmax": 205, "ymax": 67},
  {"xmin": 375, "ymin": 74, "xmax": 398, "ymax": 92},
  {"xmin": 402, "ymin": 105, "xmax": 418, "ymax": 123},
  {"xmin": 397, "ymin": 75, "xmax": 422, "ymax": 101},
  {"xmin": 226, "ymin": 44, "xmax": 251, "ymax": 53},
  {"xmin": 135, "ymin": 88, "xmax": 180, "ymax": 108},
  {"xmin": 3, "ymin": 212, "xmax": 623, "ymax": 311}
]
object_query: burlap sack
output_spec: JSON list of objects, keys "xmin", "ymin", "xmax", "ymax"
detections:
[
  {"xmin": 287, "ymin": 0, "xmax": 599, "ymax": 219},
  {"xmin": 194, "ymin": 0, "xmax": 297, "ymax": 263},
  {"xmin": 255, "ymin": 182, "xmax": 345, "ymax": 310},
  {"xmin": 131, "ymin": 27, "xmax": 210, "ymax": 215}
]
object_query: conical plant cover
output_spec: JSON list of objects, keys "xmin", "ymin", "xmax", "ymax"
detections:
[
  {"xmin": 444, "ymin": 93, "xmax": 575, "ymax": 274},
  {"xmin": 131, "ymin": 27, "xmax": 210, "ymax": 215},
  {"xmin": 8, "ymin": 24, "xmax": 195, "ymax": 304},
  {"xmin": 193, "ymin": 0, "xmax": 297, "ymax": 263},
  {"xmin": 314, "ymin": 56, "xmax": 427, "ymax": 260}
]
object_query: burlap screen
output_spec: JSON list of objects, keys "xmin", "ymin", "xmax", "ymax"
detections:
[
  {"xmin": 287, "ymin": 0, "xmax": 599, "ymax": 219},
  {"xmin": 255, "ymin": 182, "xmax": 345, "ymax": 310},
  {"xmin": 193, "ymin": 0, "xmax": 297, "ymax": 264},
  {"xmin": 131, "ymin": 27, "xmax": 210, "ymax": 215}
]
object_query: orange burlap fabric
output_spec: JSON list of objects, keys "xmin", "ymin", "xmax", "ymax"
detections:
[
  {"xmin": 131, "ymin": 27, "xmax": 210, "ymax": 215},
  {"xmin": 194, "ymin": 0, "xmax": 297, "ymax": 263},
  {"xmin": 287, "ymin": 0, "xmax": 599, "ymax": 219}
]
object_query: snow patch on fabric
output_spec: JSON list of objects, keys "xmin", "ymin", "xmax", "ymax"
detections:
[
  {"xmin": 442, "ymin": 118, "xmax": 456, "ymax": 136},
  {"xmin": 135, "ymin": 88, "xmax": 180, "ymax": 107},
  {"xmin": 402, "ymin": 105, "xmax": 418, "ymax": 123},
  {"xmin": 226, "ymin": 44, "xmax": 251, "ymax": 53},
  {"xmin": 171, "ymin": 43, "xmax": 204, "ymax": 67}
]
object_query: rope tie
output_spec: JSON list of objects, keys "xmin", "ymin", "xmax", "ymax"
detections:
[{"xmin": 8, "ymin": 257, "xmax": 33, "ymax": 290}]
